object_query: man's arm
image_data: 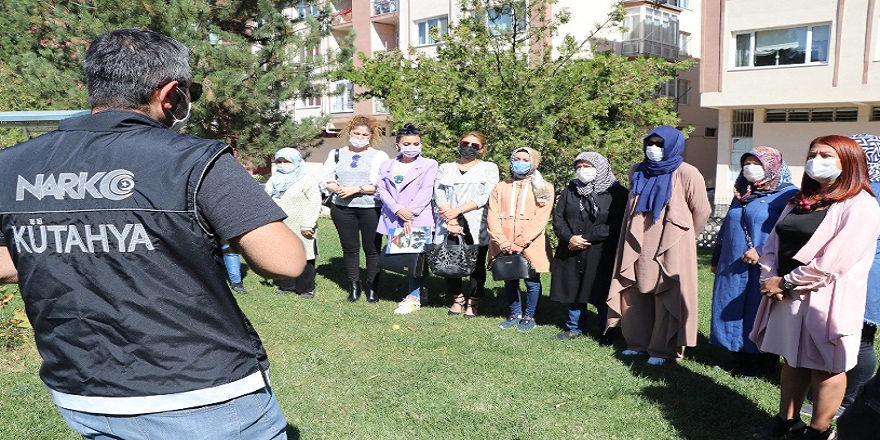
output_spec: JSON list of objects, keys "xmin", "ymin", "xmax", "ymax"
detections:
[
  {"xmin": 0, "ymin": 247, "xmax": 17, "ymax": 284},
  {"xmin": 230, "ymin": 222, "xmax": 305, "ymax": 279}
]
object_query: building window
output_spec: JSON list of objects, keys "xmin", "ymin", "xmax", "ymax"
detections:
[
  {"xmin": 705, "ymin": 127, "xmax": 717, "ymax": 137},
  {"xmin": 373, "ymin": 0, "xmax": 397, "ymax": 16},
  {"xmin": 486, "ymin": 5, "xmax": 527, "ymax": 35},
  {"xmin": 331, "ymin": 80, "xmax": 354, "ymax": 113},
  {"xmin": 300, "ymin": 44, "xmax": 321, "ymax": 63},
  {"xmin": 296, "ymin": 0, "xmax": 319, "ymax": 18},
  {"xmin": 679, "ymin": 31, "xmax": 691, "ymax": 57},
  {"xmin": 731, "ymin": 109, "xmax": 755, "ymax": 179},
  {"xmin": 677, "ymin": 79, "xmax": 690, "ymax": 105},
  {"xmin": 622, "ymin": 7, "xmax": 681, "ymax": 60},
  {"xmin": 872, "ymin": 107, "xmax": 880, "ymax": 121},
  {"xmin": 662, "ymin": 0, "xmax": 689, "ymax": 8},
  {"xmin": 416, "ymin": 16, "xmax": 449, "ymax": 46},
  {"xmin": 657, "ymin": 78, "xmax": 689, "ymax": 106},
  {"xmin": 297, "ymin": 93, "xmax": 321, "ymax": 109},
  {"xmin": 765, "ymin": 107, "xmax": 858, "ymax": 122},
  {"xmin": 373, "ymin": 97, "xmax": 389, "ymax": 114},
  {"xmin": 734, "ymin": 24, "xmax": 830, "ymax": 68}
]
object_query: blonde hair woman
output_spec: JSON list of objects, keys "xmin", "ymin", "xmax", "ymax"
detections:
[{"xmin": 321, "ymin": 115, "xmax": 390, "ymax": 303}]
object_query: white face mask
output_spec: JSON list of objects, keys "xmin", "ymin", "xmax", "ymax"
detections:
[
  {"xmin": 742, "ymin": 164, "xmax": 766, "ymax": 183},
  {"xmin": 349, "ymin": 137, "xmax": 370, "ymax": 148},
  {"xmin": 805, "ymin": 157, "xmax": 842, "ymax": 183},
  {"xmin": 645, "ymin": 145, "xmax": 664, "ymax": 162},
  {"xmin": 169, "ymin": 102, "xmax": 191, "ymax": 133},
  {"xmin": 577, "ymin": 167, "xmax": 597, "ymax": 183},
  {"xmin": 276, "ymin": 163, "xmax": 296, "ymax": 174}
]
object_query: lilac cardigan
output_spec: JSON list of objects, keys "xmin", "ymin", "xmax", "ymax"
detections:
[{"xmin": 375, "ymin": 155, "xmax": 438, "ymax": 235}]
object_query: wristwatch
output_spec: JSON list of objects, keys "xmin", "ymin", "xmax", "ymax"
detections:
[{"xmin": 781, "ymin": 279, "xmax": 795, "ymax": 291}]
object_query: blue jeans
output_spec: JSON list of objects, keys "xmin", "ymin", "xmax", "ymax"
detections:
[
  {"xmin": 566, "ymin": 303, "xmax": 588, "ymax": 334},
  {"xmin": 504, "ymin": 275, "xmax": 541, "ymax": 318},
  {"xmin": 407, "ymin": 275, "xmax": 424, "ymax": 299},
  {"xmin": 223, "ymin": 253, "xmax": 242, "ymax": 284},
  {"xmin": 58, "ymin": 387, "xmax": 287, "ymax": 440}
]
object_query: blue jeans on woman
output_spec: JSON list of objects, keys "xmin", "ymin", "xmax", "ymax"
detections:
[
  {"xmin": 505, "ymin": 275, "xmax": 541, "ymax": 318},
  {"xmin": 407, "ymin": 274, "xmax": 425, "ymax": 299},
  {"xmin": 222, "ymin": 252, "xmax": 242, "ymax": 284}
]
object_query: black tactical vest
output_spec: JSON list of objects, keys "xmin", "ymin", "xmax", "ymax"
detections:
[{"xmin": 0, "ymin": 111, "xmax": 269, "ymax": 404}]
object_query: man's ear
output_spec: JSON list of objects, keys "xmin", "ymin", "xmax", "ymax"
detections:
[{"xmin": 148, "ymin": 80, "xmax": 181, "ymax": 122}]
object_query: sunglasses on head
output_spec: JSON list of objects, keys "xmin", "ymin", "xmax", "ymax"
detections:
[
  {"xmin": 646, "ymin": 139, "xmax": 664, "ymax": 147},
  {"xmin": 163, "ymin": 80, "xmax": 202, "ymax": 103},
  {"xmin": 458, "ymin": 141, "xmax": 481, "ymax": 149}
]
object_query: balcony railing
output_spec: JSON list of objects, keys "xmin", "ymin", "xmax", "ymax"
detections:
[
  {"xmin": 621, "ymin": 39, "xmax": 680, "ymax": 60},
  {"xmin": 372, "ymin": 0, "xmax": 397, "ymax": 16}
]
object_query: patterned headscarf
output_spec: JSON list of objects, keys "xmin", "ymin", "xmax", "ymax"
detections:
[
  {"xmin": 851, "ymin": 133, "xmax": 880, "ymax": 183},
  {"xmin": 573, "ymin": 152, "xmax": 617, "ymax": 213},
  {"xmin": 509, "ymin": 147, "xmax": 552, "ymax": 206},
  {"xmin": 733, "ymin": 146, "xmax": 792, "ymax": 203},
  {"xmin": 630, "ymin": 126, "xmax": 685, "ymax": 222},
  {"xmin": 265, "ymin": 147, "xmax": 306, "ymax": 198}
]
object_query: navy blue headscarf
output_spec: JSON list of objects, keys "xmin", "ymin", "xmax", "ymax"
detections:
[{"xmin": 630, "ymin": 126, "xmax": 685, "ymax": 222}]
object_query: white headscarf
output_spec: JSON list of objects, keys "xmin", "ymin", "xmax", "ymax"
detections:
[{"xmin": 265, "ymin": 147, "xmax": 306, "ymax": 198}]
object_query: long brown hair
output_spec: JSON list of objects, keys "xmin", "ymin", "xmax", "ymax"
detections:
[{"xmin": 789, "ymin": 135, "xmax": 874, "ymax": 207}]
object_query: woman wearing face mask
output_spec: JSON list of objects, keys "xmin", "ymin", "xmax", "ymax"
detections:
[
  {"xmin": 549, "ymin": 152, "xmax": 627, "ymax": 342},
  {"xmin": 434, "ymin": 131, "xmax": 500, "ymax": 317},
  {"xmin": 321, "ymin": 115, "xmax": 390, "ymax": 303},
  {"xmin": 606, "ymin": 126, "xmax": 712, "ymax": 365},
  {"xmin": 487, "ymin": 147, "xmax": 554, "ymax": 332},
  {"xmin": 265, "ymin": 147, "xmax": 322, "ymax": 298},
  {"xmin": 375, "ymin": 124, "xmax": 438, "ymax": 314},
  {"xmin": 749, "ymin": 135, "xmax": 880, "ymax": 440},
  {"xmin": 709, "ymin": 147, "xmax": 797, "ymax": 378}
]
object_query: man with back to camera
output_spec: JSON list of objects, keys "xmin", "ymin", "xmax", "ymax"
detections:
[{"xmin": 0, "ymin": 29, "xmax": 305, "ymax": 439}]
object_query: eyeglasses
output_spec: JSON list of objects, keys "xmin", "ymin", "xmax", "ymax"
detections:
[
  {"xmin": 399, "ymin": 142, "xmax": 421, "ymax": 147},
  {"xmin": 163, "ymin": 81, "xmax": 202, "ymax": 103},
  {"xmin": 458, "ymin": 141, "xmax": 481, "ymax": 149},
  {"xmin": 350, "ymin": 154, "xmax": 362, "ymax": 168},
  {"xmin": 646, "ymin": 139, "xmax": 664, "ymax": 148}
]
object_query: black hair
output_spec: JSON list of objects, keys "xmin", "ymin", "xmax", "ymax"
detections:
[{"xmin": 396, "ymin": 123, "xmax": 421, "ymax": 143}]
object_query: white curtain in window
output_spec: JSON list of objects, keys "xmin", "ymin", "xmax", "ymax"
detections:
[{"xmin": 755, "ymin": 27, "xmax": 805, "ymax": 56}]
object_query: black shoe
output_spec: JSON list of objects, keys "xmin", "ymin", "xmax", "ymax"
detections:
[
  {"xmin": 366, "ymin": 275, "xmax": 379, "ymax": 303},
  {"xmin": 598, "ymin": 328, "xmax": 617, "ymax": 346},
  {"xmin": 230, "ymin": 282, "xmax": 247, "ymax": 294},
  {"xmin": 347, "ymin": 281, "xmax": 361, "ymax": 302},
  {"xmin": 803, "ymin": 426, "xmax": 835, "ymax": 440},
  {"xmin": 752, "ymin": 415, "xmax": 806, "ymax": 439},
  {"xmin": 554, "ymin": 331, "xmax": 582, "ymax": 340}
]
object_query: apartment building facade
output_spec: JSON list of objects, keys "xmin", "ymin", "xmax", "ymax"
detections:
[
  {"xmin": 289, "ymin": 0, "xmax": 717, "ymax": 184},
  {"xmin": 701, "ymin": 0, "xmax": 880, "ymax": 208}
]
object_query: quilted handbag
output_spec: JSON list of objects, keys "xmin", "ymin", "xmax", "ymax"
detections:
[
  {"xmin": 378, "ymin": 252, "xmax": 427, "ymax": 277},
  {"xmin": 424, "ymin": 234, "xmax": 480, "ymax": 278},
  {"xmin": 488, "ymin": 254, "xmax": 535, "ymax": 281}
]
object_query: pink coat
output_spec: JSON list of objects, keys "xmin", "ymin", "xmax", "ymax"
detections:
[
  {"xmin": 375, "ymin": 156, "xmax": 438, "ymax": 235},
  {"xmin": 750, "ymin": 191, "xmax": 880, "ymax": 373}
]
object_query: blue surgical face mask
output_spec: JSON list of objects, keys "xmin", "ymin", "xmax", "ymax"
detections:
[{"xmin": 511, "ymin": 160, "xmax": 532, "ymax": 175}]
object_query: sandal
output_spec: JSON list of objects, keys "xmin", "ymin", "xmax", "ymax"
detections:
[
  {"xmin": 753, "ymin": 415, "xmax": 807, "ymax": 439},
  {"xmin": 803, "ymin": 427, "xmax": 836, "ymax": 440},
  {"xmin": 448, "ymin": 294, "xmax": 466, "ymax": 316},
  {"xmin": 464, "ymin": 297, "xmax": 480, "ymax": 319}
]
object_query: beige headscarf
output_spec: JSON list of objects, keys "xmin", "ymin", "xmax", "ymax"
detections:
[{"xmin": 510, "ymin": 147, "xmax": 552, "ymax": 206}]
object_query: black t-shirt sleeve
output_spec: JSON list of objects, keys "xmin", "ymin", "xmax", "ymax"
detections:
[{"xmin": 197, "ymin": 153, "xmax": 286, "ymax": 240}]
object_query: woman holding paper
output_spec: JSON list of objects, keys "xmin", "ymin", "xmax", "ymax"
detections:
[{"xmin": 376, "ymin": 124, "xmax": 438, "ymax": 314}]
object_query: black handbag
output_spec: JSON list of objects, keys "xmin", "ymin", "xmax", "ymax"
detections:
[
  {"xmin": 488, "ymin": 254, "xmax": 535, "ymax": 281},
  {"xmin": 425, "ymin": 234, "xmax": 480, "ymax": 278},
  {"xmin": 378, "ymin": 252, "xmax": 427, "ymax": 277}
]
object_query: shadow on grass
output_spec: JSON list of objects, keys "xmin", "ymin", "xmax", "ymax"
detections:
[
  {"xmin": 285, "ymin": 424, "xmax": 301, "ymax": 439},
  {"xmin": 315, "ymin": 256, "xmax": 350, "ymax": 292},
  {"xmin": 618, "ymin": 334, "xmax": 773, "ymax": 440}
]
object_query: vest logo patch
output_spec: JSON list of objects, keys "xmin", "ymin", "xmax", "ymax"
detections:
[
  {"xmin": 16, "ymin": 169, "xmax": 135, "ymax": 201},
  {"xmin": 12, "ymin": 218, "xmax": 154, "ymax": 254}
]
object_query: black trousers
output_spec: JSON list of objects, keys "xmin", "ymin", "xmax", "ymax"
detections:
[
  {"xmin": 838, "ymin": 368, "xmax": 880, "ymax": 439},
  {"xmin": 277, "ymin": 259, "xmax": 316, "ymax": 293},
  {"xmin": 844, "ymin": 323, "xmax": 878, "ymax": 406},
  {"xmin": 330, "ymin": 204, "xmax": 382, "ymax": 285}
]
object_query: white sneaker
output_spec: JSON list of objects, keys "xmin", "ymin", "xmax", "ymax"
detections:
[
  {"xmin": 647, "ymin": 356, "xmax": 667, "ymax": 365},
  {"xmin": 393, "ymin": 297, "xmax": 421, "ymax": 315},
  {"xmin": 621, "ymin": 349, "xmax": 642, "ymax": 356}
]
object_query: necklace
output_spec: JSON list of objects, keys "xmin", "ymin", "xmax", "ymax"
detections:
[{"xmin": 794, "ymin": 196, "xmax": 830, "ymax": 213}]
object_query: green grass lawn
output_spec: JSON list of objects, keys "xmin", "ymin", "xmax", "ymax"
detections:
[{"xmin": 1, "ymin": 217, "xmax": 792, "ymax": 439}]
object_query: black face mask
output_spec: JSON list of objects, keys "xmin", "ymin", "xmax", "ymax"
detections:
[{"xmin": 459, "ymin": 145, "xmax": 479, "ymax": 158}]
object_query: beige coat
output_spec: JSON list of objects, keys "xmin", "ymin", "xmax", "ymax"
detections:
[
  {"xmin": 487, "ymin": 177, "xmax": 554, "ymax": 272},
  {"xmin": 606, "ymin": 163, "xmax": 711, "ymax": 352},
  {"xmin": 272, "ymin": 174, "xmax": 322, "ymax": 260}
]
